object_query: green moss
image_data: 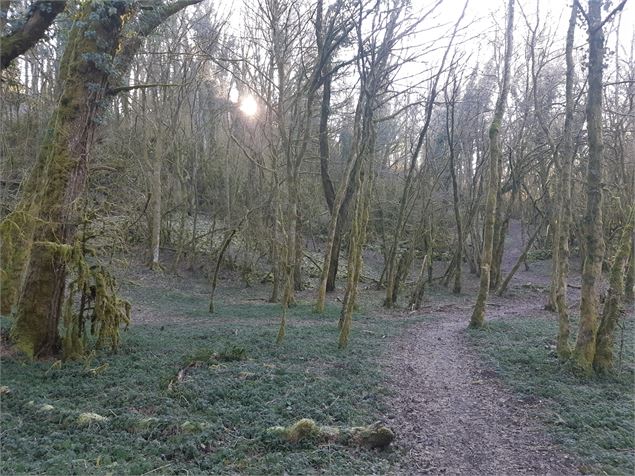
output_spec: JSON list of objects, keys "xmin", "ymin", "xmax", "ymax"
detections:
[
  {"xmin": 348, "ymin": 423, "xmax": 395, "ymax": 448},
  {"xmin": 285, "ymin": 418, "xmax": 321, "ymax": 443},
  {"xmin": 0, "ymin": 210, "xmax": 35, "ymax": 315},
  {"xmin": 265, "ymin": 419, "xmax": 395, "ymax": 449},
  {"xmin": 77, "ymin": 412, "xmax": 108, "ymax": 426}
]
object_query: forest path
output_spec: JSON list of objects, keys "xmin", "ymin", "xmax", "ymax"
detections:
[{"xmin": 385, "ymin": 220, "xmax": 579, "ymax": 475}]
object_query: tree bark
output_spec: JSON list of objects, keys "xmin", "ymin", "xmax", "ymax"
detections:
[
  {"xmin": 446, "ymin": 79, "xmax": 463, "ymax": 294},
  {"xmin": 555, "ymin": 3, "xmax": 577, "ymax": 359},
  {"xmin": 0, "ymin": 0, "xmax": 66, "ymax": 70},
  {"xmin": 5, "ymin": 0, "xmax": 203, "ymax": 358},
  {"xmin": 592, "ymin": 212, "xmax": 634, "ymax": 373},
  {"xmin": 573, "ymin": 0, "xmax": 607, "ymax": 373},
  {"xmin": 11, "ymin": 1, "xmax": 129, "ymax": 357},
  {"xmin": 470, "ymin": 0, "xmax": 514, "ymax": 328}
]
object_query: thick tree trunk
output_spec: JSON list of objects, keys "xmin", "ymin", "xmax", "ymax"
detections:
[
  {"xmin": 11, "ymin": 2, "xmax": 128, "ymax": 357},
  {"xmin": 573, "ymin": 0, "xmax": 607, "ymax": 373},
  {"xmin": 470, "ymin": 0, "xmax": 514, "ymax": 328},
  {"xmin": 4, "ymin": 0, "xmax": 203, "ymax": 357}
]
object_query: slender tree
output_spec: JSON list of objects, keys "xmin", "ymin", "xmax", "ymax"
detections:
[
  {"xmin": 470, "ymin": 0, "xmax": 514, "ymax": 328},
  {"xmin": 572, "ymin": 0, "xmax": 627, "ymax": 372}
]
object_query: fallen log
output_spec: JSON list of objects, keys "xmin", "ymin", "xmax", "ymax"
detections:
[{"xmin": 265, "ymin": 418, "xmax": 395, "ymax": 449}]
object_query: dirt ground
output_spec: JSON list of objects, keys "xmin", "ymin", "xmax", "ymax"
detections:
[{"xmin": 384, "ymin": 220, "xmax": 581, "ymax": 474}]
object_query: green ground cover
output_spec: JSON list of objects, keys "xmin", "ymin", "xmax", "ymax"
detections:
[
  {"xmin": 1, "ymin": 284, "xmax": 411, "ymax": 475},
  {"xmin": 468, "ymin": 314, "xmax": 635, "ymax": 475}
]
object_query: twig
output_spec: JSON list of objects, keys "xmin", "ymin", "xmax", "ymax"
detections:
[
  {"xmin": 108, "ymin": 82, "xmax": 189, "ymax": 95},
  {"xmin": 141, "ymin": 463, "xmax": 173, "ymax": 475}
]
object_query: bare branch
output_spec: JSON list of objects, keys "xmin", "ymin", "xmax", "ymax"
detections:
[
  {"xmin": 109, "ymin": 0, "xmax": 204, "ymax": 91},
  {"xmin": 595, "ymin": 0, "xmax": 628, "ymax": 32},
  {"xmin": 0, "ymin": 0, "xmax": 66, "ymax": 70}
]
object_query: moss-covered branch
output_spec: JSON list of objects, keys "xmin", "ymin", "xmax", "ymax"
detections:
[
  {"xmin": 265, "ymin": 419, "xmax": 395, "ymax": 449},
  {"xmin": 0, "ymin": 0, "xmax": 66, "ymax": 70}
]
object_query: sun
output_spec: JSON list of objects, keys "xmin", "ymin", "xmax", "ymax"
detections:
[{"xmin": 239, "ymin": 95, "xmax": 258, "ymax": 117}]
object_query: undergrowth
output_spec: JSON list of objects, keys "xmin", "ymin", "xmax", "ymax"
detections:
[
  {"xmin": 468, "ymin": 313, "xmax": 635, "ymax": 475},
  {"xmin": 0, "ymin": 283, "xmax": 411, "ymax": 475}
]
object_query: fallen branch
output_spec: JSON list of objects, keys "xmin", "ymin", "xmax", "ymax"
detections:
[
  {"xmin": 303, "ymin": 252, "xmax": 323, "ymax": 274},
  {"xmin": 167, "ymin": 361, "xmax": 202, "ymax": 391},
  {"xmin": 265, "ymin": 418, "xmax": 394, "ymax": 449}
]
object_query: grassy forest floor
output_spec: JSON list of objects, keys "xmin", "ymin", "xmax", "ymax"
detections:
[{"xmin": 1, "ymin": 224, "xmax": 634, "ymax": 475}]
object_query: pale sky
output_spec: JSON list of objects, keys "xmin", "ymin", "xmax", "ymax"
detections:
[{"xmin": 217, "ymin": 0, "xmax": 634, "ymax": 95}]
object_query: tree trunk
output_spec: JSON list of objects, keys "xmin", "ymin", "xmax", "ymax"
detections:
[
  {"xmin": 555, "ymin": 2, "xmax": 577, "ymax": 359},
  {"xmin": 625, "ymin": 239, "xmax": 634, "ymax": 303},
  {"xmin": 0, "ymin": 0, "xmax": 67, "ymax": 70},
  {"xmin": 339, "ymin": 161, "xmax": 372, "ymax": 349},
  {"xmin": 147, "ymin": 134, "xmax": 163, "ymax": 270},
  {"xmin": 294, "ymin": 216, "xmax": 304, "ymax": 291},
  {"xmin": 326, "ymin": 230, "xmax": 342, "ymax": 292},
  {"xmin": 5, "ymin": 0, "xmax": 203, "ymax": 357},
  {"xmin": 446, "ymin": 78, "xmax": 462, "ymax": 294},
  {"xmin": 497, "ymin": 220, "xmax": 543, "ymax": 296},
  {"xmin": 408, "ymin": 256, "xmax": 428, "ymax": 311},
  {"xmin": 318, "ymin": 71, "xmax": 341, "ymax": 293},
  {"xmin": 593, "ymin": 212, "xmax": 633, "ymax": 373},
  {"xmin": 573, "ymin": 0, "xmax": 607, "ymax": 373},
  {"xmin": 315, "ymin": 95, "xmax": 366, "ymax": 313},
  {"xmin": 470, "ymin": 0, "xmax": 514, "ymax": 328},
  {"xmin": 11, "ymin": 2, "xmax": 128, "ymax": 357}
]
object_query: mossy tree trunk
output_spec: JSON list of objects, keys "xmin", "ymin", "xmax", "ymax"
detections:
[
  {"xmin": 573, "ymin": 0, "xmax": 607, "ymax": 373},
  {"xmin": 11, "ymin": 1, "xmax": 129, "ymax": 357},
  {"xmin": 489, "ymin": 195, "xmax": 508, "ymax": 291},
  {"xmin": 317, "ymin": 68, "xmax": 348, "ymax": 293},
  {"xmin": 625, "ymin": 240, "xmax": 634, "ymax": 303},
  {"xmin": 316, "ymin": 95, "xmax": 365, "ymax": 313},
  {"xmin": 338, "ymin": 162, "xmax": 372, "ymax": 349},
  {"xmin": 593, "ymin": 211, "xmax": 634, "ymax": 373},
  {"xmin": 337, "ymin": 3, "xmax": 397, "ymax": 342},
  {"xmin": 554, "ymin": 2, "xmax": 577, "ymax": 359},
  {"xmin": 470, "ymin": 0, "xmax": 514, "ymax": 328},
  {"xmin": 4, "ymin": 0, "xmax": 203, "ymax": 358}
]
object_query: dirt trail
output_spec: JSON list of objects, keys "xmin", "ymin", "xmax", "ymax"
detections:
[{"xmin": 386, "ymin": 220, "xmax": 579, "ymax": 475}]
